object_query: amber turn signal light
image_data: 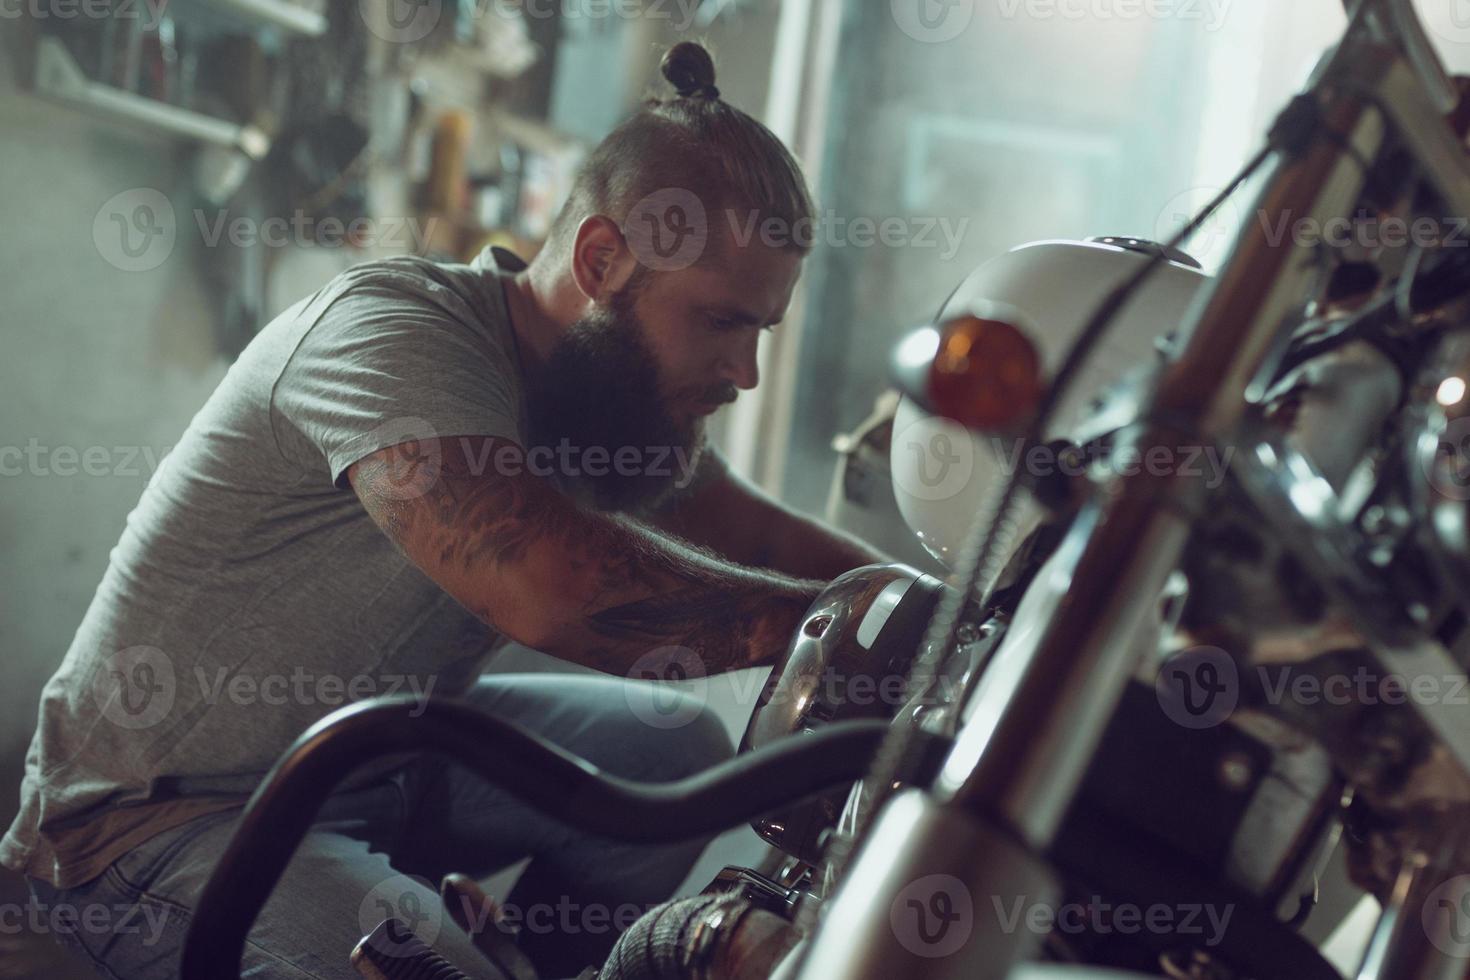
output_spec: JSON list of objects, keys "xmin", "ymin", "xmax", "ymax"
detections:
[{"xmin": 928, "ymin": 314, "xmax": 1044, "ymax": 432}]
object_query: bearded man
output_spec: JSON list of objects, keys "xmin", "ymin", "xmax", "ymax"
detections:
[{"xmin": 4, "ymin": 41, "xmax": 884, "ymax": 979}]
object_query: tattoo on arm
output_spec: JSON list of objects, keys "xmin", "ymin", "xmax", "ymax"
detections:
[{"xmin": 351, "ymin": 437, "xmax": 820, "ymax": 673}]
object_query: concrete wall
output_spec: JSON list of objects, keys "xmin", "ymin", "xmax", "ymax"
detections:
[{"xmin": 0, "ymin": 20, "xmax": 231, "ymax": 976}]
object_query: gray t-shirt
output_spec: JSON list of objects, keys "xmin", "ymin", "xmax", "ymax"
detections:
[{"xmin": 2, "ymin": 247, "xmax": 528, "ymax": 888}]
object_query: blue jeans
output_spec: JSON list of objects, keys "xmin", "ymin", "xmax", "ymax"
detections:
[{"xmin": 25, "ymin": 673, "xmax": 734, "ymax": 980}]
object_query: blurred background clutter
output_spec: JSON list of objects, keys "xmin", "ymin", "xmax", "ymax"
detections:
[{"xmin": 5, "ymin": 1, "xmax": 1470, "ymax": 975}]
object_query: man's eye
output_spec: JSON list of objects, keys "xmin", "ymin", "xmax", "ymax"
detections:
[{"xmin": 706, "ymin": 315, "xmax": 774, "ymax": 333}]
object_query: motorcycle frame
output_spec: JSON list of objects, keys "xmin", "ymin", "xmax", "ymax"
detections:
[{"xmin": 795, "ymin": 5, "xmax": 1470, "ymax": 979}]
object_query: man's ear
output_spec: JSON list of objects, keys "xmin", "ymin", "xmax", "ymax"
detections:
[{"xmin": 570, "ymin": 215, "xmax": 638, "ymax": 302}]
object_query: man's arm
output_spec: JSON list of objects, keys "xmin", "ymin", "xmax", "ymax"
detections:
[
  {"xmin": 647, "ymin": 449, "xmax": 890, "ymax": 581},
  {"xmin": 347, "ymin": 436, "xmax": 824, "ymax": 675}
]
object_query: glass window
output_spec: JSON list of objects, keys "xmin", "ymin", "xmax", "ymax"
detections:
[{"xmin": 779, "ymin": 0, "xmax": 1349, "ymax": 514}]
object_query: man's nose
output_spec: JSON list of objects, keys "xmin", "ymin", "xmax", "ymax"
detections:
[{"xmin": 718, "ymin": 335, "xmax": 761, "ymax": 391}]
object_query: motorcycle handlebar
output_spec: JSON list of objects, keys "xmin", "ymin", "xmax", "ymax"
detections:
[{"xmin": 179, "ymin": 696, "xmax": 937, "ymax": 979}]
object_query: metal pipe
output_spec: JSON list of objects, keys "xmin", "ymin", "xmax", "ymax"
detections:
[{"xmin": 180, "ymin": 697, "xmax": 910, "ymax": 979}]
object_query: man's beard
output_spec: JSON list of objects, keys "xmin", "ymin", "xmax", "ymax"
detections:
[{"xmin": 524, "ymin": 288, "xmax": 731, "ymax": 514}]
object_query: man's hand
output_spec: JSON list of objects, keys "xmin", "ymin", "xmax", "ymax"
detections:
[{"xmin": 347, "ymin": 436, "xmax": 825, "ymax": 675}]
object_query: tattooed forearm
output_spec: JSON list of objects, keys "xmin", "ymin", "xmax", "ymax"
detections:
[
  {"xmin": 349, "ymin": 436, "xmax": 825, "ymax": 674},
  {"xmin": 585, "ymin": 582, "xmax": 813, "ymax": 673}
]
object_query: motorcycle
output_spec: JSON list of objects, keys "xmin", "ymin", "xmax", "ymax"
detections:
[{"xmin": 181, "ymin": 1, "xmax": 1470, "ymax": 976}]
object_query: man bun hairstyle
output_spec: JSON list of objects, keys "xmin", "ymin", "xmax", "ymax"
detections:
[
  {"xmin": 661, "ymin": 41, "xmax": 720, "ymax": 100},
  {"xmin": 545, "ymin": 41, "xmax": 815, "ymax": 273}
]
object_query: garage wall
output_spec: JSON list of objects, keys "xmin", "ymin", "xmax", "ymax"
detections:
[{"xmin": 0, "ymin": 23, "xmax": 230, "ymax": 976}]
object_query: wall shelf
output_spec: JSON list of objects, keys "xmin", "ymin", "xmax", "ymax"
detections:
[{"xmin": 34, "ymin": 36, "xmax": 269, "ymax": 157}]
